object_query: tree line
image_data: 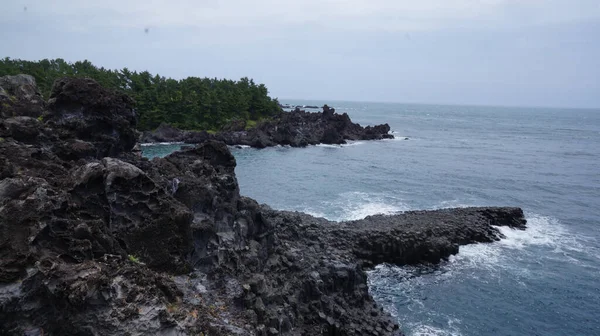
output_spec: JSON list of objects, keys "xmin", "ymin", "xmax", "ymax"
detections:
[{"xmin": 0, "ymin": 58, "xmax": 281, "ymax": 131}]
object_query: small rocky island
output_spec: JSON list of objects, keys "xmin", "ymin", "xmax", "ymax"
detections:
[
  {"xmin": 0, "ymin": 75, "xmax": 527, "ymax": 335},
  {"xmin": 141, "ymin": 105, "xmax": 394, "ymax": 148}
]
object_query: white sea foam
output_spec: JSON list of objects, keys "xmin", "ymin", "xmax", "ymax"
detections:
[
  {"xmin": 316, "ymin": 194, "xmax": 597, "ymax": 268},
  {"xmin": 430, "ymin": 200, "xmax": 474, "ymax": 210},
  {"xmin": 368, "ymin": 264, "xmax": 466, "ymax": 336},
  {"xmin": 315, "ymin": 141, "xmax": 366, "ymax": 148},
  {"xmin": 140, "ymin": 142, "xmax": 184, "ymax": 147},
  {"xmin": 497, "ymin": 215, "xmax": 582, "ymax": 251},
  {"xmin": 410, "ymin": 324, "xmax": 463, "ymax": 336},
  {"xmin": 301, "ymin": 191, "xmax": 409, "ymax": 222},
  {"xmin": 422, "ymin": 203, "xmax": 594, "ymax": 269},
  {"xmin": 367, "ymin": 206, "xmax": 599, "ymax": 336},
  {"xmin": 448, "ymin": 212, "xmax": 599, "ymax": 275},
  {"xmin": 302, "ymin": 209, "xmax": 328, "ymax": 219},
  {"xmin": 343, "ymin": 140, "xmax": 366, "ymax": 147},
  {"xmin": 368, "ymin": 209, "xmax": 599, "ymax": 288},
  {"xmin": 334, "ymin": 191, "xmax": 409, "ymax": 221},
  {"xmin": 345, "ymin": 201, "xmax": 406, "ymax": 221},
  {"xmin": 315, "ymin": 143, "xmax": 340, "ymax": 148}
]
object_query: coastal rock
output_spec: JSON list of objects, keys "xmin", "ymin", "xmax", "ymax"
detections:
[
  {"xmin": 46, "ymin": 77, "xmax": 138, "ymax": 158},
  {"xmin": 0, "ymin": 75, "xmax": 528, "ymax": 335},
  {"xmin": 212, "ymin": 105, "xmax": 394, "ymax": 148},
  {"xmin": 141, "ymin": 104, "xmax": 394, "ymax": 148},
  {"xmin": 1, "ymin": 116, "xmax": 42, "ymax": 142},
  {"xmin": 322, "ymin": 104, "xmax": 335, "ymax": 118},
  {"xmin": 0, "ymin": 74, "xmax": 46, "ymax": 119},
  {"xmin": 321, "ymin": 126, "xmax": 344, "ymax": 144},
  {"xmin": 140, "ymin": 122, "xmax": 186, "ymax": 143},
  {"xmin": 182, "ymin": 130, "xmax": 211, "ymax": 144},
  {"xmin": 252, "ymin": 206, "xmax": 526, "ymax": 335}
]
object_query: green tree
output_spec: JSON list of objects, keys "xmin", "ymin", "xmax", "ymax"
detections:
[{"xmin": 0, "ymin": 58, "xmax": 283, "ymax": 131}]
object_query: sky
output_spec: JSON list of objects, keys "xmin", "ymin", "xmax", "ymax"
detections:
[{"xmin": 1, "ymin": 1, "xmax": 599, "ymax": 108}]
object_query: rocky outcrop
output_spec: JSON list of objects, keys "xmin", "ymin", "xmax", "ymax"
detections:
[
  {"xmin": 252, "ymin": 206, "xmax": 526, "ymax": 335},
  {"xmin": 211, "ymin": 105, "xmax": 393, "ymax": 148},
  {"xmin": 0, "ymin": 74, "xmax": 46, "ymax": 119},
  {"xmin": 0, "ymin": 75, "xmax": 527, "ymax": 335},
  {"xmin": 140, "ymin": 105, "xmax": 394, "ymax": 148},
  {"xmin": 139, "ymin": 123, "xmax": 186, "ymax": 143},
  {"xmin": 46, "ymin": 77, "xmax": 138, "ymax": 158}
]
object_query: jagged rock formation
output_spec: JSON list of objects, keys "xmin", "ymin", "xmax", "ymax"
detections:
[
  {"xmin": 0, "ymin": 75, "xmax": 527, "ymax": 335},
  {"xmin": 140, "ymin": 104, "xmax": 394, "ymax": 148},
  {"xmin": 0, "ymin": 74, "xmax": 46, "ymax": 119}
]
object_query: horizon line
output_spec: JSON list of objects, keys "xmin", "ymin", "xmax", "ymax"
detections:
[{"xmin": 276, "ymin": 98, "xmax": 600, "ymax": 111}]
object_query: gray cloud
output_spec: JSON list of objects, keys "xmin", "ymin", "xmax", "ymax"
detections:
[
  {"xmin": 6, "ymin": 1, "xmax": 600, "ymax": 31},
  {"xmin": 1, "ymin": 0, "xmax": 599, "ymax": 107}
]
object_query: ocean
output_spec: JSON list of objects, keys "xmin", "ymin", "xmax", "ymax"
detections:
[{"xmin": 142, "ymin": 101, "xmax": 600, "ymax": 336}]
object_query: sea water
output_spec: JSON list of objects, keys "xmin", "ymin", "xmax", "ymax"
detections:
[{"xmin": 143, "ymin": 101, "xmax": 600, "ymax": 336}]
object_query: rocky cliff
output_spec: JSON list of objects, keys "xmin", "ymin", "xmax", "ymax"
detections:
[
  {"xmin": 0, "ymin": 75, "xmax": 526, "ymax": 335},
  {"xmin": 141, "ymin": 105, "xmax": 394, "ymax": 148}
]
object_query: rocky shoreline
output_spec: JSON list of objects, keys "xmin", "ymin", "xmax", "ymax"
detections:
[
  {"xmin": 0, "ymin": 75, "xmax": 527, "ymax": 335},
  {"xmin": 140, "ymin": 105, "xmax": 394, "ymax": 148}
]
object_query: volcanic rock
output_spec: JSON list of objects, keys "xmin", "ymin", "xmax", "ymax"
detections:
[
  {"xmin": 0, "ymin": 75, "xmax": 527, "ymax": 336},
  {"xmin": 141, "ymin": 105, "xmax": 394, "ymax": 147},
  {"xmin": 0, "ymin": 74, "xmax": 46, "ymax": 119}
]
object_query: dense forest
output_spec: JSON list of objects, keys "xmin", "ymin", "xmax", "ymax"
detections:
[{"xmin": 0, "ymin": 58, "xmax": 281, "ymax": 131}]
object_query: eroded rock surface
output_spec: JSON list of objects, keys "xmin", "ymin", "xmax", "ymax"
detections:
[
  {"xmin": 0, "ymin": 75, "xmax": 527, "ymax": 335},
  {"xmin": 140, "ymin": 104, "xmax": 394, "ymax": 147},
  {"xmin": 0, "ymin": 74, "xmax": 46, "ymax": 119}
]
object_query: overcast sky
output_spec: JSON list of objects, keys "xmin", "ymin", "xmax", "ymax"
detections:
[{"xmin": 1, "ymin": 1, "xmax": 599, "ymax": 108}]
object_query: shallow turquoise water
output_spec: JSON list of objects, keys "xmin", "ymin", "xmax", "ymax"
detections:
[{"xmin": 144, "ymin": 101, "xmax": 600, "ymax": 336}]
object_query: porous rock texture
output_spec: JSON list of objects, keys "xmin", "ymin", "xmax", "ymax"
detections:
[
  {"xmin": 0, "ymin": 74, "xmax": 46, "ymax": 119},
  {"xmin": 0, "ymin": 75, "xmax": 527, "ymax": 335}
]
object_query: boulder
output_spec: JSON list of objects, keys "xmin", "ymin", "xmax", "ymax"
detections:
[
  {"xmin": 1, "ymin": 116, "xmax": 42, "ymax": 142},
  {"xmin": 0, "ymin": 74, "xmax": 46, "ymax": 118},
  {"xmin": 362, "ymin": 123, "xmax": 393, "ymax": 140},
  {"xmin": 141, "ymin": 122, "xmax": 186, "ymax": 143},
  {"xmin": 46, "ymin": 77, "xmax": 137, "ymax": 157},
  {"xmin": 182, "ymin": 130, "xmax": 211, "ymax": 144}
]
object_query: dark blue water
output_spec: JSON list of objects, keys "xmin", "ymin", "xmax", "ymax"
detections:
[{"xmin": 143, "ymin": 101, "xmax": 600, "ymax": 336}]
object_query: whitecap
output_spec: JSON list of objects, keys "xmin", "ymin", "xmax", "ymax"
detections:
[
  {"xmin": 140, "ymin": 142, "xmax": 184, "ymax": 147},
  {"xmin": 368, "ymin": 209, "xmax": 599, "ymax": 336},
  {"xmin": 300, "ymin": 191, "xmax": 410, "ymax": 222},
  {"xmin": 315, "ymin": 143, "xmax": 340, "ymax": 148},
  {"xmin": 447, "ymin": 212, "xmax": 599, "ymax": 275},
  {"xmin": 371, "ymin": 210, "xmax": 598, "ymax": 280},
  {"xmin": 409, "ymin": 324, "xmax": 463, "ymax": 336},
  {"xmin": 345, "ymin": 201, "xmax": 407, "ymax": 221},
  {"xmin": 334, "ymin": 191, "xmax": 409, "ymax": 221},
  {"xmin": 496, "ymin": 214, "xmax": 582, "ymax": 251},
  {"xmin": 342, "ymin": 141, "xmax": 366, "ymax": 147},
  {"xmin": 430, "ymin": 200, "xmax": 474, "ymax": 210}
]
